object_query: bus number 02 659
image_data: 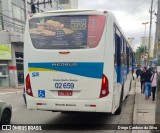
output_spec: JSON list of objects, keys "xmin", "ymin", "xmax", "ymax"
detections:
[{"xmin": 55, "ymin": 83, "xmax": 74, "ymax": 89}]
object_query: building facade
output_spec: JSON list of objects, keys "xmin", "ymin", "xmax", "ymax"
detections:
[
  {"xmin": 0, "ymin": 0, "xmax": 78, "ymax": 88},
  {"xmin": 0, "ymin": 0, "xmax": 25, "ymax": 88}
]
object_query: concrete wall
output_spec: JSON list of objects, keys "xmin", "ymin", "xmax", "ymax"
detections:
[
  {"xmin": 0, "ymin": 31, "xmax": 10, "ymax": 43},
  {"xmin": 7, "ymin": 43, "xmax": 23, "ymax": 88},
  {"xmin": 8, "ymin": 44, "xmax": 17, "ymax": 87}
]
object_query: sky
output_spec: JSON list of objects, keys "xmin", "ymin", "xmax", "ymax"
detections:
[{"xmin": 78, "ymin": 0, "xmax": 158, "ymax": 51}]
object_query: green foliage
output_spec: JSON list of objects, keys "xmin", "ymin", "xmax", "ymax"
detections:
[
  {"xmin": 135, "ymin": 46, "xmax": 148, "ymax": 63},
  {"xmin": 136, "ymin": 46, "xmax": 148, "ymax": 54}
]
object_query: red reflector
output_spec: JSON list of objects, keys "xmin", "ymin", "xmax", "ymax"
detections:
[
  {"xmin": 37, "ymin": 103, "xmax": 42, "ymax": 105},
  {"xmin": 90, "ymin": 105, "xmax": 96, "ymax": 107},
  {"xmin": 36, "ymin": 103, "xmax": 46, "ymax": 105},
  {"xmin": 59, "ymin": 52, "xmax": 70, "ymax": 54}
]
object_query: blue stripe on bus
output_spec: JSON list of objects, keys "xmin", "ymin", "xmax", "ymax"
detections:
[
  {"xmin": 117, "ymin": 66, "xmax": 121, "ymax": 83},
  {"xmin": 28, "ymin": 62, "xmax": 104, "ymax": 79},
  {"xmin": 115, "ymin": 66, "xmax": 128, "ymax": 84}
]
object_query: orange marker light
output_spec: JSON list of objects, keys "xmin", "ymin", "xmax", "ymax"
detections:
[
  {"xmin": 59, "ymin": 52, "xmax": 70, "ymax": 54},
  {"xmin": 102, "ymin": 76, "xmax": 106, "ymax": 85}
]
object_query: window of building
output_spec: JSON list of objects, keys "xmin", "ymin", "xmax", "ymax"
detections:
[
  {"xmin": 12, "ymin": 4, "xmax": 25, "ymax": 22},
  {"xmin": 0, "ymin": 62, "xmax": 9, "ymax": 87},
  {"xmin": 15, "ymin": 52, "xmax": 24, "ymax": 85}
]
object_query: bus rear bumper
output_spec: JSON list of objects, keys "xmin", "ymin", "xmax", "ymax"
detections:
[{"xmin": 26, "ymin": 96, "xmax": 113, "ymax": 113}]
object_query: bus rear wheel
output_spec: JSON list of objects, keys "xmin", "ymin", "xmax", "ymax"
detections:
[{"xmin": 114, "ymin": 90, "xmax": 123, "ymax": 115}]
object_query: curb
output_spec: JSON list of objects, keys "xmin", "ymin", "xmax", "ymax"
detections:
[
  {"xmin": 132, "ymin": 79, "xmax": 138, "ymax": 133},
  {"xmin": 0, "ymin": 91, "xmax": 23, "ymax": 95}
]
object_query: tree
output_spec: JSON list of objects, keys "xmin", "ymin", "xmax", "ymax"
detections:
[
  {"xmin": 135, "ymin": 46, "xmax": 148, "ymax": 64},
  {"xmin": 136, "ymin": 45, "xmax": 148, "ymax": 54}
]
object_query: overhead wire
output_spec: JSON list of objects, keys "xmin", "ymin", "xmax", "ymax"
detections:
[{"xmin": 119, "ymin": 0, "xmax": 147, "ymax": 20}]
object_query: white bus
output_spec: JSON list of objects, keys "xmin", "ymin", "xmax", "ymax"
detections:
[{"xmin": 24, "ymin": 10, "xmax": 134, "ymax": 115}]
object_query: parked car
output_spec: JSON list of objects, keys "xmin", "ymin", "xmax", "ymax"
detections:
[
  {"xmin": 0, "ymin": 100, "xmax": 12, "ymax": 124},
  {"xmin": 23, "ymin": 88, "xmax": 27, "ymax": 104}
]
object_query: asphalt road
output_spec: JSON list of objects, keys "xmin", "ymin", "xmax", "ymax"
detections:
[{"xmin": 0, "ymin": 81, "xmax": 135, "ymax": 133}]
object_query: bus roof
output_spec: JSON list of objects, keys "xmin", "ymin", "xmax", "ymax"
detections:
[{"xmin": 46, "ymin": 9, "xmax": 107, "ymax": 13}]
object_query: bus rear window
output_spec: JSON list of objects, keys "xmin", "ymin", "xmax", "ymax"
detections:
[{"xmin": 29, "ymin": 15, "xmax": 106, "ymax": 49}]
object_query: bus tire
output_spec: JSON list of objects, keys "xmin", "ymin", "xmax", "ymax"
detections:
[
  {"xmin": 114, "ymin": 89, "xmax": 123, "ymax": 115},
  {"xmin": 0, "ymin": 108, "xmax": 11, "ymax": 125},
  {"xmin": 129, "ymin": 81, "xmax": 132, "ymax": 91}
]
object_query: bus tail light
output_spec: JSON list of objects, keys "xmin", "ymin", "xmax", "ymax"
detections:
[
  {"xmin": 26, "ymin": 74, "xmax": 33, "ymax": 97},
  {"xmin": 99, "ymin": 74, "xmax": 109, "ymax": 98}
]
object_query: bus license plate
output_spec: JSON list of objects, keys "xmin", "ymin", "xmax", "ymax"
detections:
[{"xmin": 58, "ymin": 91, "xmax": 72, "ymax": 96}]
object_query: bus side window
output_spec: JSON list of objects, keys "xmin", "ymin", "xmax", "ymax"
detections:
[
  {"xmin": 123, "ymin": 41, "xmax": 127, "ymax": 66},
  {"xmin": 115, "ymin": 29, "xmax": 121, "ymax": 83},
  {"xmin": 121, "ymin": 38, "xmax": 124, "ymax": 67},
  {"xmin": 129, "ymin": 48, "xmax": 132, "ymax": 69},
  {"xmin": 113, "ymin": 25, "xmax": 116, "ymax": 66},
  {"xmin": 126, "ymin": 45, "xmax": 129, "ymax": 74}
]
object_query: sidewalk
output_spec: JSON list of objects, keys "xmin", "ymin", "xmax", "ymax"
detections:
[
  {"xmin": 0, "ymin": 87, "xmax": 23, "ymax": 94},
  {"xmin": 132, "ymin": 78, "xmax": 155, "ymax": 133}
]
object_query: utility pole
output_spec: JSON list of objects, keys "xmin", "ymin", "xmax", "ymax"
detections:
[
  {"xmin": 155, "ymin": 0, "xmax": 160, "ymax": 131},
  {"xmin": 142, "ymin": 22, "xmax": 149, "ymax": 66},
  {"xmin": 142, "ymin": 22, "xmax": 149, "ymax": 47},
  {"xmin": 148, "ymin": 0, "xmax": 154, "ymax": 65}
]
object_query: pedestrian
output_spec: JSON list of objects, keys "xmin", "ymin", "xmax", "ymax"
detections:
[
  {"xmin": 136, "ymin": 67, "xmax": 142, "ymax": 78},
  {"xmin": 140, "ymin": 67, "xmax": 147, "ymax": 93},
  {"xmin": 144, "ymin": 68, "xmax": 152, "ymax": 100},
  {"xmin": 150, "ymin": 70, "xmax": 157, "ymax": 102}
]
